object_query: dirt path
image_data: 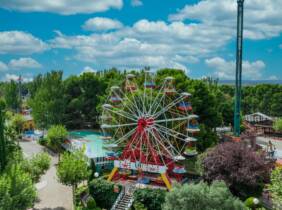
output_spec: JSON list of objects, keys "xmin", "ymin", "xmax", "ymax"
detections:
[{"xmin": 20, "ymin": 141, "xmax": 73, "ymax": 210}]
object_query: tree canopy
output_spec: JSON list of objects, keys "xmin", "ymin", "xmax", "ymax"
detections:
[
  {"xmin": 57, "ymin": 150, "xmax": 90, "ymax": 187},
  {"xmin": 202, "ymin": 142, "xmax": 273, "ymax": 197},
  {"xmin": 163, "ymin": 181, "xmax": 245, "ymax": 210}
]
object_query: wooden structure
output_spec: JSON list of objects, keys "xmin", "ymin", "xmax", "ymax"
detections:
[{"xmin": 244, "ymin": 112, "xmax": 281, "ymax": 137}]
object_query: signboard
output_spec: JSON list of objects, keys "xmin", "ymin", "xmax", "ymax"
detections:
[{"xmin": 114, "ymin": 160, "xmax": 167, "ymax": 174}]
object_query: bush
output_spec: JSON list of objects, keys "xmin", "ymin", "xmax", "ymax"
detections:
[
  {"xmin": 0, "ymin": 164, "xmax": 37, "ymax": 210},
  {"xmin": 38, "ymin": 137, "xmax": 48, "ymax": 146},
  {"xmin": 163, "ymin": 181, "xmax": 245, "ymax": 210},
  {"xmin": 203, "ymin": 142, "xmax": 273, "ymax": 197},
  {"xmin": 87, "ymin": 196, "xmax": 96, "ymax": 209},
  {"xmin": 88, "ymin": 179, "xmax": 120, "ymax": 209},
  {"xmin": 268, "ymin": 167, "xmax": 282, "ymax": 209},
  {"xmin": 21, "ymin": 152, "xmax": 51, "ymax": 182},
  {"xmin": 133, "ymin": 188, "xmax": 166, "ymax": 210}
]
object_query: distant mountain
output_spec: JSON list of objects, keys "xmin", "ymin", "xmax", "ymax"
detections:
[{"xmin": 218, "ymin": 80, "xmax": 282, "ymax": 85}]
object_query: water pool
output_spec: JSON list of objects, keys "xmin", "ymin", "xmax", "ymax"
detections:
[{"xmin": 69, "ymin": 130, "xmax": 109, "ymax": 158}]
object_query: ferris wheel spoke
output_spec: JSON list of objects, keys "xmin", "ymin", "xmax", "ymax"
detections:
[
  {"xmin": 119, "ymin": 88, "xmax": 143, "ymax": 117},
  {"xmin": 153, "ymin": 95, "xmax": 186, "ymax": 118},
  {"xmin": 154, "ymin": 115, "xmax": 197, "ymax": 124},
  {"xmin": 104, "ymin": 107, "xmax": 137, "ymax": 122},
  {"xmin": 113, "ymin": 127, "xmax": 137, "ymax": 145},
  {"xmin": 101, "ymin": 122, "xmax": 137, "ymax": 129},
  {"xmin": 151, "ymin": 126, "xmax": 182, "ymax": 158},
  {"xmin": 154, "ymin": 123, "xmax": 187, "ymax": 139},
  {"xmin": 147, "ymin": 127, "xmax": 176, "ymax": 160},
  {"xmin": 148, "ymin": 82, "xmax": 166, "ymax": 115},
  {"xmin": 154, "ymin": 124, "xmax": 187, "ymax": 143},
  {"xmin": 146, "ymin": 128, "xmax": 170, "ymax": 166}
]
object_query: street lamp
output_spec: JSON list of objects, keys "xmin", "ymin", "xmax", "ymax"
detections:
[{"xmin": 234, "ymin": 0, "xmax": 244, "ymax": 136}]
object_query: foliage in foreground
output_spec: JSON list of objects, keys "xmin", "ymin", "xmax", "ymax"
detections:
[
  {"xmin": 163, "ymin": 181, "xmax": 245, "ymax": 210},
  {"xmin": 88, "ymin": 179, "xmax": 120, "ymax": 210},
  {"xmin": 268, "ymin": 167, "xmax": 282, "ymax": 209},
  {"xmin": 22, "ymin": 152, "xmax": 51, "ymax": 182},
  {"xmin": 203, "ymin": 142, "xmax": 273, "ymax": 198},
  {"xmin": 0, "ymin": 164, "xmax": 37, "ymax": 210},
  {"xmin": 133, "ymin": 188, "xmax": 166, "ymax": 210},
  {"xmin": 47, "ymin": 124, "xmax": 68, "ymax": 153},
  {"xmin": 57, "ymin": 150, "xmax": 90, "ymax": 187}
]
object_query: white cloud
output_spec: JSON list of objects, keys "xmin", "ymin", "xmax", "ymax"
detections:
[
  {"xmin": 169, "ymin": 0, "xmax": 282, "ymax": 40},
  {"xmin": 9, "ymin": 57, "xmax": 42, "ymax": 69},
  {"xmin": 205, "ymin": 57, "xmax": 266, "ymax": 80},
  {"xmin": 268, "ymin": 75, "xmax": 278, "ymax": 80},
  {"xmin": 0, "ymin": 31, "xmax": 48, "ymax": 55},
  {"xmin": 0, "ymin": 0, "xmax": 123, "ymax": 15},
  {"xmin": 2, "ymin": 74, "xmax": 33, "ymax": 82},
  {"xmin": 0, "ymin": 61, "xmax": 8, "ymax": 72},
  {"xmin": 131, "ymin": 0, "xmax": 143, "ymax": 7},
  {"xmin": 81, "ymin": 66, "xmax": 97, "ymax": 75},
  {"xmin": 50, "ymin": 19, "xmax": 234, "ymax": 71},
  {"xmin": 82, "ymin": 17, "xmax": 123, "ymax": 31}
]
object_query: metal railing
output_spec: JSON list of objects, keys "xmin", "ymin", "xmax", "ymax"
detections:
[{"xmin": 111, "ymin": 187, "xmax": 125, "ymax": 210}]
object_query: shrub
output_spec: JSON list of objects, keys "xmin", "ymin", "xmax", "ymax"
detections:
[
  {"xmin": 268, "ymin": 167, "xmax": 282, "ymax": 209},
  {"xmin": 21, "ymin": 152, "xmax": 51, "ymax": 182},
  {"xmin": 133, "ymin": 188, "xmax": 166, "ymax": 210},
  {"xmin": 0, "ymin": 164, "xmax": 37, "ymax": 210},
  {"xmin": 38, "ymin": 137, "xmax": 48, "ymax": 146},
  {"xmin": 163, "ymin": 181, "xmax": 245, "ymax": 210},
  {"xmin": 203, "ymin": 142, "xmax": 273, "ymax": 197},
  {"xmin": 88, "ymin": 179, "xmax": 120, "ymax": 209},
  {"xmin": 87, "ymin": 196, "xmax": 96, "ymax": 209}
]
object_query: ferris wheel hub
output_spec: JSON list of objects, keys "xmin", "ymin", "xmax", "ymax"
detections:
[{"xmin": 137, "ymin": 117, "xmax": 154, "ymax": 130}]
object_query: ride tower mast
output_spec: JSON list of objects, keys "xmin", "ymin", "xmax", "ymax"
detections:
[{"xmin": 234, "ymin": 0, "xmax": 244, "ymax": 136}]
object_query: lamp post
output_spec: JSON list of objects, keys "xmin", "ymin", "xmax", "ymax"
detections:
[{"xmin": 234, "ymin": 0, "xmax": 244, "ymax": 136}]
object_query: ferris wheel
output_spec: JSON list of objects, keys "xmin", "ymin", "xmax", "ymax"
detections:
[{"xmin": 101, "ymin": 71, "xmax": 200, "ymax": 189}]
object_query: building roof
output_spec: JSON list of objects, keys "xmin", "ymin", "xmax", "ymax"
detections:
[{"xmin": 244, "ymin": 112, "xmax": 274, "ymax": 122}]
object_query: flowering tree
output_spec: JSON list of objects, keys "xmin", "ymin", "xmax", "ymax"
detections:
[{"xmin": 203, "ymin": 142, "xmax": 273, "ymax": 197}]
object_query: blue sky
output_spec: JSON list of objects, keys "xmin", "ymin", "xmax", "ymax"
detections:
[{"xmin": 0, "ymin": 0, "xmax": 281, "ymax": 82}]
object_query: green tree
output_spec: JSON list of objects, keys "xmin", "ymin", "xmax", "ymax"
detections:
[
  {"xmin": 268, "ymin": 167, "xmax": 282, "ymax": 209},
  {"xmin": 29, "ymin": 71, "xmax": 65, "ymax": 129},
  {"xmin": 57, "ymin": 150, "xmax": 90, "ymax": 205},
  {"xmin": 10, "ymin": 114, "xmax": 25, "ymax": 135},
  {"xmin": 47, "ymin": 125, "xmax": 68, "ymax": 157},
  {"xmin": 0, "ymin": 164, "xmax": 37, "ymax": 210},
  {"xmin": 0, "ymin": 99, "xmax": 7, "ymax": 172},
  {"xmin": 273, "ymin": 118, "xmax": 282, "ymax": 132},
  {"xmin": 163, "ymin": 181, "xmax": 245, "ymax": 210},
  {"xmin": 4, "ymin": 80, "xmax": 20, "ymax": 111}
]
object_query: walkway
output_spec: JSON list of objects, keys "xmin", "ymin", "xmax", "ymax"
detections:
[{"xmin": 20, "ymin": 140, "xmax": 73, "ymax": 210}]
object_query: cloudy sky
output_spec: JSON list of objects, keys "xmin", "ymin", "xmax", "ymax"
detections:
[{"xmin": 0, "ymin": 0, "xmax": 281, "ymax": 82}]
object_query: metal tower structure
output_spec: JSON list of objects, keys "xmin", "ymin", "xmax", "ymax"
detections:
[{"xmin": 234, "ymin": 0, "xmax": 244, "ymax": 136}]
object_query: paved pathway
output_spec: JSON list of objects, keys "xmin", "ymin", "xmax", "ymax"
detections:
[
  {"xmin": 20, "ymin": 140, "xmax": 73, "ymax": 210},
  {"xmin": 256, "ymin": 136, "xmax": 282, "ymax": 158}
]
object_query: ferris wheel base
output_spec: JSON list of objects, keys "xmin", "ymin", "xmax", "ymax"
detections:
[{"xmin": 107, "ymin": 167, "xmax": 172, "ymax": 190}]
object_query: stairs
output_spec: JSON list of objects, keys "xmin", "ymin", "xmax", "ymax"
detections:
[
  {"xmin": 114, "ymin": 193, "xmax": 134, "ymax": 210},
  {"xmin": 111, "ymin": 185, "xmax": 135, "ymax": 210}
]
